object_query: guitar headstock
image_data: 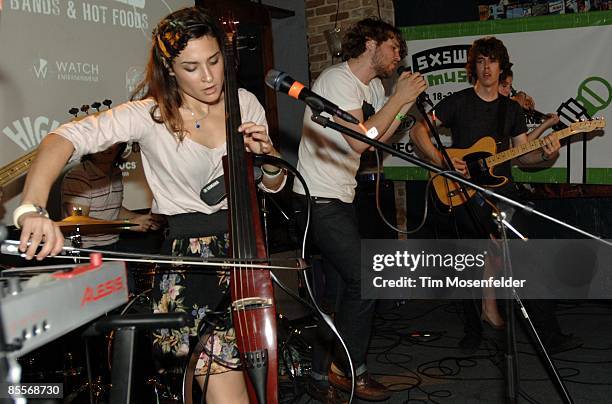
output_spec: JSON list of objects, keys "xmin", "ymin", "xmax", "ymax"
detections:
[
  {"xmin": 68, "ymin": 99, "xmax": 112, "ymax": 122},
  {"xmin": 569, "ymin": 117, "xmax": 606, "ymax": 133}
]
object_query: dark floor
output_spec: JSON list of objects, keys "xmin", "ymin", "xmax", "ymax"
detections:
[
  {"xmin": 272, "ymin": 260, "xmax": 612, "ymax": 404},
  {"xmin": 11, "ymin": 253, "xmax": 612, "ymax": 404}
]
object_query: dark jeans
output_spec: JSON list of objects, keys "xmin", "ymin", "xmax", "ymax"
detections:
[{"xmin": 293, "ymin": 193, "xmax": 375, "ymax": 374}]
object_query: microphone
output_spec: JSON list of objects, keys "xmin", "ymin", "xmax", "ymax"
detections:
[
  {"xmin": 397, "ymin": 66, "xmax": 432, "ymax": 109},
  {"xmin": 265, "ymin": 69, "xmax": 360, "ymax": 124},
  {"xmin": 396, "ymin": 65, "xmax": 411, "ymax": 75}
]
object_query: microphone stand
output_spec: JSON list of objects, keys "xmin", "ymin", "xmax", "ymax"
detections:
[
  {"xmin": 495, "ymin": 211, "xmax": 520, "ymax": 404},
  {"xmin": 494, "ymin": 210, "xmax": 573, "ymax": 404},
  {"xmin": 310, "ymin": 111, "xmax": 612, "ymax": 404}
]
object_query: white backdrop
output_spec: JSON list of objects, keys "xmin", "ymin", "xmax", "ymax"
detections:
[
  {"xmin": 0, "ymin": 0, "xmax": 193, "ymax": 223},
  {"xmin": 386, "ymin": 12, "xmax": 612, "ymax": 185}
]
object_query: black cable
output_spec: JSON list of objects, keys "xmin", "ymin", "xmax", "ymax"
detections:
[
  {"xmin": 200, "ymin": 334, "xmax": 214, "ymax": 404},
  {"xmin": 334, "ymin": 0, "xmax": 340, "ymax": 28}
]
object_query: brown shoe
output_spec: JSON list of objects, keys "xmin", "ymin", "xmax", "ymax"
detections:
[
  {"xmin": 306, "ymin": 379, "xmax": 347, "ymax": 404},
  {"xmin": 328, "ymin": 370, "xmax": 390, "ymax": 401}
]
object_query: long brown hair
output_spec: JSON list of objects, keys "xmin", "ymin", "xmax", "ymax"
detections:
[{"xmin": 131, "ymin": 7, "xmax": 226, "ymax": 142}]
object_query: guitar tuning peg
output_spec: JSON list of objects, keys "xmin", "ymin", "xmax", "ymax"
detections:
[
  {"xmin": 80, "ymin": 104, "xmax": 90, "ymax": 114},
  {"xmin": 91, "ymin": 101, "xmax": 101, "ymax": 111},
  {"xmin": 68, "ymin": 107, "xmax": 79, "ymax": 117},
  {"xmin": 102, "ymin": 99, "xmax": 112, "ymax": 109}
]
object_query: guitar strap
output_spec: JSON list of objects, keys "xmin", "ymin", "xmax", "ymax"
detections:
[{"xmin": 496, "ymin": 95, "xmax": 509, "ymax": 142}]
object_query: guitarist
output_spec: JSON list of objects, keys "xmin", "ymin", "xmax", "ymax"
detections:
[{"xmin": 411, "ymin": 37, "xmax": 581, "ymax": 354}]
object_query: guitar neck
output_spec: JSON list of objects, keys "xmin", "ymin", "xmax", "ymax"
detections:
[
  {"xmin": 0, "ymin": 150, "xmax": 38, "ymax": 187},
  {"xmin": 485, "ymin": 126, "xmax": 575, "ymax": 167}
]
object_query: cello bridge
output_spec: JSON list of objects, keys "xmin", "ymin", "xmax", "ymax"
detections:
[{"xmin": 232, "ymin": 297, "xmax": 273, "ymax": 311}]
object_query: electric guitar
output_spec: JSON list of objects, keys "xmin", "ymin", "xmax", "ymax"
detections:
[
  {"xmin": 431, "ymin": 118, "xmax": 606, "ymax": 207},
  {"xmin": 0, "ymin": 150, "xmax": 38, "ymax": 188}
]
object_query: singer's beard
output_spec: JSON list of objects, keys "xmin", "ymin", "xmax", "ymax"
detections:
[
  {"xmin": 374, "ymin": 63, "xmax": 395, "ymax": 79},
  {"xmin": 372, "ymin": 51, "xmax": 396, "ymax": 79}
]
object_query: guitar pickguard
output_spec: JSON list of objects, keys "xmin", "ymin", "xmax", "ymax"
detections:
[{"xmin": 464, "ymin": 151, "xmax": 506, "ymax": 187}]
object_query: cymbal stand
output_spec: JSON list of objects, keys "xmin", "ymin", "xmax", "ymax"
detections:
[{"xmin": 68, "ymin": 207, "xmax": 83, "ymax": 261}]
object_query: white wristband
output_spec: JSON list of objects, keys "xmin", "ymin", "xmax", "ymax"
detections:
[
  {"xmin": 13, "ymin": 204, "xmax": 49, "ymax": 229},
  {"xmin": 262, "ymin": 167, "xmax": 284, "ymax": 178},
  {"xmin": 365, "ymin": 126, "xmax": 379, "ymax": 139}
]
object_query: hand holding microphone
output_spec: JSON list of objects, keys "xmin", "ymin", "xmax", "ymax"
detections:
[{"xmin": 396, "ymin": 66, "xmax": 430, "ymax": 108}]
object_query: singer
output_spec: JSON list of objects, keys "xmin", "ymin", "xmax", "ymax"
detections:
[
  {"xmin": 410, "ymin": 37, "xmax": 580, "ymax": 355},
  {"xmin": 292, "ymin": 18, "xmax": 426, "ymax": 403}
]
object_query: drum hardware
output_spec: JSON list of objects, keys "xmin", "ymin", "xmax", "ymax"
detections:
[
  {"xmin": 147, "ymin": 375, "xmax": 182, "ymax": 403},
  {"xmin": 84, "ymin": 312, "xmax": 192, "ymax": 403},
  {"xmin": 277, "ymin": 314, "xmax": 313, "ymax": 379},
  {"xmin": 106, "ymin": 287, "xmax": 153, "ymax": 371},
  {"xmin": 63, "ymin": 375, "xmax": 110, "ymax": 404}
]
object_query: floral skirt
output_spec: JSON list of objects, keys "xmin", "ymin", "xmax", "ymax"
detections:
[{"xmin": 151, "ymin": 233, "xmax": 241, "ymax": 376}]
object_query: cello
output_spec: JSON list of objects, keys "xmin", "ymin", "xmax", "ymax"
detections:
[
  {"xmin": 182, "ymin": 13, "xmax": 278, "ymax": 404},
  {"xmin": 220, "ymin": 15, "xmax": 280, "ymax": 404}
]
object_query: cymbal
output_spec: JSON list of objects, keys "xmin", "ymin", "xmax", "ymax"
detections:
[{"xmin": 56, "ymin": 215, "xmax": 136, "ymax": 234}]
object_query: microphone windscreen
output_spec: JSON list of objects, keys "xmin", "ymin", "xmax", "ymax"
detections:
[
  {"xmin": 264, "ymin": 69, "xmax": 283, "ymax": 90},
  {"xmin": 397, "ymin": 65, "xmax": 412, "ymax": 75}
]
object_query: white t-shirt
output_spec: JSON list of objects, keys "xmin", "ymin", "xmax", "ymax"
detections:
[
  {"xmin": 54, "ymin": 89, "xmax": 272, "ymax": 216},
  {"xmin": 292, "ymin": 62, "xmax": 385, "ymax": 202}
]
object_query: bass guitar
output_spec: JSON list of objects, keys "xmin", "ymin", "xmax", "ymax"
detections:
[
  {"xmin": 0, "ymin": 101, "xmax": 112, "ymax": 188},
  {"xmin": 431, "ymin": 118, "xmax": 606, "ymax": 207}
]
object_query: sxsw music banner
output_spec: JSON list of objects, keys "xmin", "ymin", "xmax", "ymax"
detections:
[{"xmin": 386, "ymin": 11, "xmax": 612, "ymax": 184}]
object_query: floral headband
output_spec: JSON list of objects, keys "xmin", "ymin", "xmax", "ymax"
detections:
[{"xmin": 153, "ymin": 19, "xmax": 191, "ymax": 61}]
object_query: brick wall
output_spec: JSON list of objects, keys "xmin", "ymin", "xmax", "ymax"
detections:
[{"xmin": 305, "ymin": 0, "xmax": 395, "ymax": 81}]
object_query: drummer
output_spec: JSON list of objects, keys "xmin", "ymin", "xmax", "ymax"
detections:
[{"xmin": 61, "ymin": 142, "xmax": 163, "ymax": 249}]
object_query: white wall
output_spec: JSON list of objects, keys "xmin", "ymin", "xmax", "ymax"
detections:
[{"xmin": 0, "ymin": 0, "xmax": 192, "ymax": 222}]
